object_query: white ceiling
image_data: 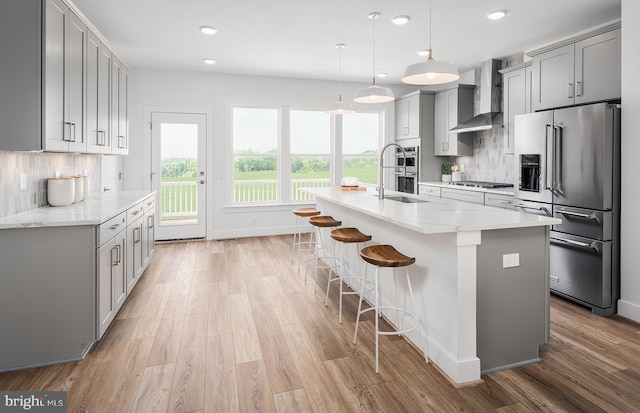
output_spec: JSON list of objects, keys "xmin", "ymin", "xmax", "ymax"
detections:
[{"xmin": 71, "ymin": 0, "xmax": 621, "ymax": 85}]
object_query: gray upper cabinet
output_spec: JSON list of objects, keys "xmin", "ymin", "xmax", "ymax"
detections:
[
  {"xmin": 530, "ymin": 25, "xmax": 621, "ymax": 111},
  {"xmin": 0, "ymin": 0, "xmax": 127, "ymax": 154},
  {"xmin": 434, "ymin": 85, "xmax": 474, "ymax": 156},
  {"xmin": 86, "ymin": 30, "xmax": 112, "ymax": 154},
  {"xmin": 44, "ymin": 0, "xmax": 86, "ymax": 152},
  {"xmin": 501, "ymin": 63, "xmax": 532, "ymax": 154},
  {"xmin": 111, "ymin": 56, "xmax": 129, "ymax": 155},
  {"xmin": 395, "ymin": 93, "xmax": 420, "ymax": 141}
]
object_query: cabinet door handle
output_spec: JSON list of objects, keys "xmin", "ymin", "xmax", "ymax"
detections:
[
  {"xmin": 568, "ymin": 83, "xmax": 574, "ymax": 98},
  {"xmin": 148, "ymin": 215, "xmax": 154, "ymax": 229},
  {"xmin": 71, "ymin": 123, "xmax": 77, "ymax": 142},
  {"xmin": 576, "ymin": 81, "xmax": 583, "ymax": 97},
  {"xmin": 63, "ymin": 122, "xmax": 72, "ymax": 142},
  {"xmin": 111, "ymin": 246, "xmax": 118, "ymax": 266},
  {"xmin": 116, "ymin": 244, "xmax": 122, "ymax": 264},
  {"xmin": 134, "ymin": 227, "xmax": 141, "ymax": 243}
]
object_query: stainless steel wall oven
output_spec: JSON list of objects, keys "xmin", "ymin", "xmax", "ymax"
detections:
[{"xmin": 396, "ymin": 146, "xmax": 419, "ymax": 194}]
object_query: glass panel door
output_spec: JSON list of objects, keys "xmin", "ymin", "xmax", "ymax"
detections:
[{"xmin": 151, "ymin": 112, "xmax": 207, "ymax": 240}]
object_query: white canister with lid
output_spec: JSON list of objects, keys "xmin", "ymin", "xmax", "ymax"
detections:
[
  {"xmin": 73, "ymin": 176, "xmax": 84, "ymax": 203},
  {"xmin": 48, "ymin": 177, "xmax": 75, "ymax": 207}
]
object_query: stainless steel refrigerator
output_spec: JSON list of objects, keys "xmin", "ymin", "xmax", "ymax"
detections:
[{"xmin": 514, "ymin": 102, "xmax": 620, "ymax": 316}]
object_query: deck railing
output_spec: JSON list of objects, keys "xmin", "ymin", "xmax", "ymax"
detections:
[
  {"xmin": 160, "ymin": 178, "xmax": 331, "ymax": 216},
  {"xmin": 160, "ymin": 181, "xmax": 197, "ymax": 220}
]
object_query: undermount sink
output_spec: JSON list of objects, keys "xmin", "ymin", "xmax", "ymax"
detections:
[{"xmin": 383, "ymin": 195, "xmax": 428, "ymax": 204}]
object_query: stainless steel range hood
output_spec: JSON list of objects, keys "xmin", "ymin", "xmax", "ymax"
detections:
[{"xmin": 450, "ymin": 59, "xmax": 503, "ymax": 133}]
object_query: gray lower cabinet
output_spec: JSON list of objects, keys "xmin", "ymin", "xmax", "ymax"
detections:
[
  {"xmin": 143, "ymin": 196, "xmax": 156, "ymax": 267},
  {"xmin": 485, "ymin": 193, "xmax": 515, "ymax": 210},
  {"xmin": 97, "ymin": 212, "xmax": 126, "ymax": 339},
  {"xmin": 0, "ymin": 226, "xmax": 95, "ymax": 372},
  {"xmin": 441, "ymin": 187, "xmax": 485, "ymax": 205},
  {"xmin": 126, "ymin": 216, "xmax": 144, "ymax": 296}
]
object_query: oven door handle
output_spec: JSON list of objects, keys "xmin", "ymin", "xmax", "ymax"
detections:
[
  {"xmin": 556, "ymin": 209, "xmax": 601, "ymax": 224},
  {"xmin": 514, "ymin": 204, "xmax": 552, "ymax": 217},
  {"xmin": 550, "ymin": 236, "xmax": 601, "ymax": 254}
]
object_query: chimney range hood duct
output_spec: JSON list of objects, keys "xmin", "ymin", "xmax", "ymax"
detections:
[{"xmin": 450, "ymin": 59, "xmax": 503, "ymax": 133}]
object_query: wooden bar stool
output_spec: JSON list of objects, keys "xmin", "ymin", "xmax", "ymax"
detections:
[
  {"xmin": 306, "ymin": 215, "xmax": 342, "ymax": 293},
  {"xmin": 354, "ymin": 244, "xmax": 428, "ymax": 373},
  {"xmin": 291, "ymin": 207, "xmax": 321, "ymax": 270},
  {"xmin": 327, "ymin": 227, "xmax": 372, "ymax": 323}
]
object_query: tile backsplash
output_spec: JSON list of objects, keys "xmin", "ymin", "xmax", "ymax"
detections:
[
  {"xmin": 454, "ymin": 128, "xmax": 514, "ymax": 183},
  {"xmin": 0, "ymin": 151, "xmax": 101, "ymax": 218}
]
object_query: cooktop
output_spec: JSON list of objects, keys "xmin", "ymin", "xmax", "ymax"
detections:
[{"xmin": 452, "ymin": 181, "xmax": 513, "ymax": 189}]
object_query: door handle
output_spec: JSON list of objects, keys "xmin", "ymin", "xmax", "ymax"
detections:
[
  {"xmin": 514, "ymin": 204, "xmax": 552, "ymax": 216},
  {"xmin": 199, "ymin": 180, "xmax": 205, "ymax": 184},
  {"xmin": 576, "ymin": 81, "xmax": 583, "ymax": 97},
  {"xmin": 556, "ymin": 209, "xmax": 600, "ymax": 223},
  {"xmin": 550, "ymin": 236, "xmax": 601, "ymax": 253},
  {"xmin": 568, "ymin": 83, "xmax": 574, "ymax": 98}
]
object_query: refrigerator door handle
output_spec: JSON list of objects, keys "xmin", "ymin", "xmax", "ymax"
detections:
[
  {"xmin": 550, "ymin": 236, "xmax": 601, "ymax": 254},
  {"xmin": 556, "ymin": 209, "xmax": 601, "ymax": 224},
  {"xmin": 553, "ymin": 123, "xmax": 564, "ymax": 194},
  {"xmin": 514, "ymin": 204, "xmax": 552, "ymax": 216},
  {"xmin": 545, "ymin": 124, "xmax": 553, "ymax": 191}
]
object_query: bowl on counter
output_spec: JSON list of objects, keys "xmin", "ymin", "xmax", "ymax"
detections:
[
  {"xmin": 73, "ymin": 176, "xmax": 84, "ymax": 203},
  {"xmin": 47, "ymin": 177, "xmax": 75, "ymax": 207}
]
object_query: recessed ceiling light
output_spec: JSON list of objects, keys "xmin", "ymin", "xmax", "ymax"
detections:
[
  {"xmin": 376, "ymin": 72, "xmax": 388, "ymax": 78},
  {"xmin": 391, "ymin": 15, "xmax": 410, "ymax": 25},
  {"xmin": 202, "ymin": 58, "xmax": 216, "ymax": 65},
  {"xmin": 199, "ymin": 25, "xmax": 218, "ymax": 35},
  {"xmin": 487, "ymin": 10, "xmax": 507, "ymax": 20},
  {"xmin": 416, "ymin": 49, "xmax": 430, "ymax": 57}
]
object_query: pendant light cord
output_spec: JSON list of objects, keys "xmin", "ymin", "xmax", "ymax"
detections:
[
  {"xmin": 371, "ymin": 12, "xmax": 378, "ymax": 85},
  {"xmin": 428, "ymin": 0, "xmax": 433, "ymax": 60},
  {"xmin": 338, "ymin": 44, "xmax": 344, "ymax": 100}
]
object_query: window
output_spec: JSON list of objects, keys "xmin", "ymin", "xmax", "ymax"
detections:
[
  {"xmin": 231, "ymin": 106, "xmax": 383, "ymax": 205},
  {"xmin": 232, "ymin": 107, "xmax": 279, "ymax": 203},
  {"xmin": 290, "ymin": 109, "xmax": 332, "ymax": 201},
  {"xmin": 342, "ymin": 112, "xmax": 380, "ymax": 185}
]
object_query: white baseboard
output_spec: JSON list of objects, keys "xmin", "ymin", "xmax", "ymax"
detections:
[{"xmin": 617, "ymin": 299, "xmax": 640, "ymax": 323}]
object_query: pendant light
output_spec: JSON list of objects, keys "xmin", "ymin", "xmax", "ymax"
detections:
[
  {"xmin": 326, "ymin": 44, "xmax": 356, "ymax": 114},
  {"xmin": 401, "ymin": 0, "xmax": 460, "ymax": 85},
  {"xmin": 354, "ymin": 12, "xmax": 395, "ymax": 103}
]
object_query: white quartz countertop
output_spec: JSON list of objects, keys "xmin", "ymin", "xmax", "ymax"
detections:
[
  {"xmin": 418, "ymin": 181, "xmax": 515, "ymax": 196},
  {"xmin": 305, "ymin": 187, "xmax": 559, "ymax": 234},
  {"xmin": 0, "ymin": 191, "xmax": 155, "ymax": 229}
]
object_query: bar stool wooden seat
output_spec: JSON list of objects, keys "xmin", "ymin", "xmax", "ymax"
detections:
[
  {"xmin": 291, "ymin": 207, "xmax": 321, "ymax": 270},
  {"xmin": 306, "ymin": 215, "xmax": 342, "ymax": 292},
  {"xmin": 354, "ymin": 244, "xmax": 428, "ymax": 373},
  {"xmin": 327, "ymin": 228, "xmax": 372, "ymax": 323}
]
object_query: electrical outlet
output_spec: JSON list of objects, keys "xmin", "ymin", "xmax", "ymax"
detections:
[
  {"xmin": 20, "ymin": 173, "xmax": 27, "ymax": 190},
  {"xmin": 503, "ymin": 253, "xmax": 520, "ymax": 268}
]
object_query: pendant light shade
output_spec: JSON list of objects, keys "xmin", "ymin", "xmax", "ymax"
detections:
[
  {"xmin": 402, "ymin": 49, "xmax": 460, "ymax": 85},
  {"xmin": 401, "ymin": 0, "xmax": 459, "ymax": 86},
  {"xmin": 354, "ymin": 12, "xmax": 395, "ymax": 104},
  {"xmin": 326, "ymin": 44, "xmax": 356, "ymax": 114}
]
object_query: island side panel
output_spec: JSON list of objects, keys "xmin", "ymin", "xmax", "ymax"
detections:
[
  {"xmin": 0, "ymin": 226, "xmax": 95, "ymax": 371},
  {"xmin": 315, "ymin": 198, "xmax": 482, "ymax": 384},
  {"xmin": 476, "ymin": 226, "xmax": 550, "ymax": 374}
]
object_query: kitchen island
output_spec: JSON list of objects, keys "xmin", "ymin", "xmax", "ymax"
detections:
[{"xmin": 304, "ymin": 187, "xmax": 560, "ymax": 384}]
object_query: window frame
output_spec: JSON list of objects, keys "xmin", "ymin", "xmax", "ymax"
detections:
[{"xmin": 228, "ymin": 104, "xmax": 386, "ymax": 207}]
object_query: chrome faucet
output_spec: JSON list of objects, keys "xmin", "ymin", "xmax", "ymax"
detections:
[{"xmin": 379, "ymin": 143, "xmax": 406, "ymax": 200}]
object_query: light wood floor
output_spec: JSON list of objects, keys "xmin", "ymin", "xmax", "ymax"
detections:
[{"xmin": 2, "ymin": 235, "xmax": 640, "ymax": 412}]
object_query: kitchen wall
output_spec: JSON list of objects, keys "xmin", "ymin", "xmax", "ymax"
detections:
[
  {"xmin": 124, "ymin": 69, "xmax": 416, "ymax": 239},
  {"xmin": 0, "ymin": 151, "xmax": 101, "ymax": 218},
  {"xmin": 619, "ymin": 0, "xmax": 640, "ymax": 323}
]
